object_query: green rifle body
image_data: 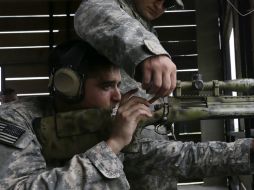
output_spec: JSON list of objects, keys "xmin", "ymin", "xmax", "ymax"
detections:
[
  {"xmin": 141, "ymin": 78, "xmax": 254, "ymax": 126},
  {"xmin": 34, "ymin": 78, "xmax": 254, "ymax": 161}
]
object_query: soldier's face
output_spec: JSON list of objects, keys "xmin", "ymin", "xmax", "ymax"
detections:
[
  {"xmin": 133, "ymin": 0, "xmax": 166, "ymax": 21},
  {"xmin": 80, "ymin": 67, "xmax": 121, "ymax": 110}
]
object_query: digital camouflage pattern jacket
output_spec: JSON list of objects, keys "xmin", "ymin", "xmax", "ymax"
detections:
[
  {"xmin": 0, "ymin": 97, "xmax": 128, "ymax": 190},
  {"xmin": 74, "ymin": 0, "xmax": 169, "ymax": 78},
  {"xmin": 0, "ymin": 96, "xmax": 253, "ymax": 190}
]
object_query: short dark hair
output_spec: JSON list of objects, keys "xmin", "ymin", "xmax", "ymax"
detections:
[{"xmin": 49, "ymin": 40, "xmax": 117, "ymax": 77}]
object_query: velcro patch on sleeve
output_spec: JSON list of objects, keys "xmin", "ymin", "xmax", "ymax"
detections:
[{"xmin": 0, "ymin": 121, "xmax": 25, "ymax": 145}]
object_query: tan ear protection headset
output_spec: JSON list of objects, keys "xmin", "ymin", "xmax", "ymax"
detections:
[{"xmin": 48, "ymin": 43, "xmax": 86, "ymax": 102}]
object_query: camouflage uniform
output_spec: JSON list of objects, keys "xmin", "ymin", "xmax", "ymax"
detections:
[
  {"xmin": 74, "ymin": 0, "xmax": 170, "ymax": 97},
  {"xmin": 74, "ymin": 0, "xmax": 169, "ymax": 77},
  {"xmin": 0, "ymin": 97, "xmax": 129, "ymax": 190},
  {"xmin": 73, "ymin": 1, "xmax": 254, "ymax": 188},
  {"xmin": 0, "ymin": 97, "xmax": 253, "ymax": 190}
]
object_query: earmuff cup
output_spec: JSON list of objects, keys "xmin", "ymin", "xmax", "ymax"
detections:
[
  {"xmin": 48, "ymin": 40, "xmax": 116, "ymax": 103},
  {"xmin": 49, "ymin": 67, "xmax": 84, "ymax": 102},
  {"xmin": 48, "ymin": 40, "xmax": 87, "ymax": 103}
]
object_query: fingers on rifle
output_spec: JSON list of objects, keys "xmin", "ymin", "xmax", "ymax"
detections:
[
  {"xmin": 148, "ymin": 96, "xmax": 159, "ymax": 104},
  {"xmin": 121, "ymin": 88, "xmax": 139, "ymax": 104},
  {"xmin": 142, "ymin": 64, "xmax": 152, "ymax": 91},
  {"xmin": 118, "ymin": 96, "xmax": 150, "ymax": 112},
  {"xmin": 151, "ymin": 70, "xmax": 162, "ymax": 95},
  {"xmin": 154, "ymin": 72, "xmax": 170, "ymax": 97},
  {"xmin": 130, "ymin": 105, "xmax": 153, "ymax": 123},
  {"xmin": 121, "ymin": 103, "xmax": 152, "ymax": 122},
  {"xmin": 170, "ymin": 70, "xmax": 177, "ymax": 93}
]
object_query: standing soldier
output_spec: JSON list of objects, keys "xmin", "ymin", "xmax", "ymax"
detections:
[{"xmin": 74, "ymin": 0, "xmax": 184, "ymax": 98}]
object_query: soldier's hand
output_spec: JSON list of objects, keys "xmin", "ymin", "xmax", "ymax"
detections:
[
  {"xmin": 106, "ymin": 92, "xmax": 152, "ymax": 154},
  {"xmin": 141, "ymin": 55, "xmax": 177, "ymax": 97}
]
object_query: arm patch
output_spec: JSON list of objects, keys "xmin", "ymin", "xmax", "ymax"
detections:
[{"xmin": 0, "ymin": 121, "xmax": 25, "ymax": 146}]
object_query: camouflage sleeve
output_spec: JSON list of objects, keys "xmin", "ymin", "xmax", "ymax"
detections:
[
  {"xmin": 124, "ymin": 139, "xmax": 254, "ymax": 179},
  {"xmin": 74, "ymin": 0, "xmax": 169, "ymax": 77},
  {"xmin": 0, "ymin": 105, "xmax": 129, "ymax": 189},
  {"xmin": 0, "ymin": 138, "xmax": 129, "ymax": 189}
]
